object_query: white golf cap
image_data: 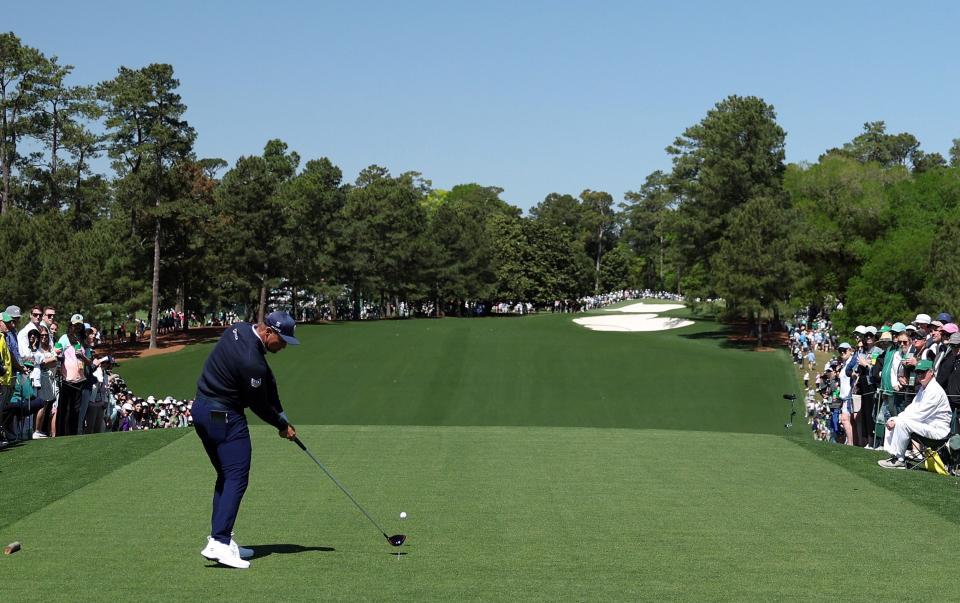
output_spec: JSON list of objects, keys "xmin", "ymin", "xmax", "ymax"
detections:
[
  {"xmin": 915, "ymin": 313, "xmax": 932, "ymax": 325},
  {"xmin": 864, "ymin": 326, "xmax": 877, "ymax": 335},
  {"xmin": 905, "ymin": 324, "xmax": 918, "ymax": 332},
  {"xmin": 854, "ymin": 325, "xmax": 867, "ymax": 335}
]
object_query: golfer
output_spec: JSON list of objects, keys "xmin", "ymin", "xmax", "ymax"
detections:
[{"xmin": 194, "ymin": 311, "xmax": 299, "ymax": 568}]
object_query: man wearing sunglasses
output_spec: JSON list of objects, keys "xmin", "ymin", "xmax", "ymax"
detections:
[
  {"xmin": 17, "ymin": 305, "xmax": 43, "ymax": 358},
  {"xmin": 879, "ymin": 359, "xmax": 951, "ymax": 469},
  {"xmin": 193, "ymin": 310, "xmax": 300, "ymax": 569}
]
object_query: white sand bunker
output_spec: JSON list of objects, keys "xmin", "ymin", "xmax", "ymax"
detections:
[
  {"xmin": 605, "ymin": 302, "xmax": 686, "ymax": 313},
  {"xmin": 574, "ymin": 313, "xmax": 694, "ymax": 332}
]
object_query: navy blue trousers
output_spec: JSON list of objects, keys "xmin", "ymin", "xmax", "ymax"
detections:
[{"xmin": 193, "ymin": 397, "xmax": 251, "ymax": 545}]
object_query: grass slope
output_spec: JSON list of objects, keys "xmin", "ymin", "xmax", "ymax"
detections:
[
  {"xmin": 2, "ymin": 426, "xmax": 956, "ymax": 601},
  {"xmin": 116, "ymin": 312, "xmax": 796, "ymax": 434}
]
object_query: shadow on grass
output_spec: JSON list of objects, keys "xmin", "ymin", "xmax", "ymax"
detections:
[
  {"xmin": 247, "ymin": 543, "xmax": 336, "ymax": 560},
  {"xmin": 680, "ymin": 326, "xmax": 758, "ymax": 350},
  {"xmin": 0, "ymin": 440, "xmax": 27, "ymax": 455}
]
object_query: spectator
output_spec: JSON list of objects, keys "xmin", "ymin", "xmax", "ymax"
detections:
[
  {"xmin": 55, "ymin": 315, "xmax": 88, "ymax": 437},
  {"xmin": 837, "ymin": 342, "xmax": 856, "ymax": 446},
  {"xmin": 2, "ymin": 307, "xmax": 26, "ymax": 376},
  {"xmin": 879, "ymin": 359, "xmax": 952, "ymax": 469},
  {"xmin": 936, "ymin": 324, "xmax": 958, "ymax": 390},
  {"xmin": 17, "ymin": 305, "xmax": 42, "ymax": 356},
  {"xmin": 32, "ymin": 325, "xmax": 58, "ymax": 439}
]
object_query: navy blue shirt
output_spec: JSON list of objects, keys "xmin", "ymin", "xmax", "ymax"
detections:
[{"xmin": 196, "ymin": 323, "xmax": 288, "ymax": 430}]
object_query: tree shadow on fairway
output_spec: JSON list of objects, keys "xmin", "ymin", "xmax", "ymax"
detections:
[
  {"xmin": 680, "ymin": 327, "xmax": 757, "ymax": 350},
  {"xmin": 247, "ymin": 543, "xmax": 335, "ymax": 560}
]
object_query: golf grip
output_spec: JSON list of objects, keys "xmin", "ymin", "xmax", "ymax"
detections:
[{"xmin": 292, "ymin": 436, "xmax": 389, "ymax": 537}]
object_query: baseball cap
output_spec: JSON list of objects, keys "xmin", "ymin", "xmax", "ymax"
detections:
[
  {"xmin": 70, "ymin": 313, "xmax": 84, "ymax": 325},
  {"xmin": 915, "ymin": 359, "xmax": 934, "ymax": 372},
  {"xmin": 4, "ymin": 305, "xmax": 21, "ymax": 318},
  {"xmin": 932, "ymin": 320, "xmax": 944, "ymax": 328},
  {"xmin": 853, "ymin": 325, "xmax": 867, "ymax": 335},
  {"xmin": 878, "ymin": 331, "xmax": 893, "ymax": 342},
  {"xmin": 937, "ymin": 312, "xmax": 954, "ymax": 323},
  {"xmin": 915, "ymin": 313, "xmax": 932, "ymax": 325},
  {"xmin": 891, "ymin": 322, "xmax": 906, "ymax": 333},
  {"xmin": 864, "ymin": 326, "xmax": 877, "ymax": 336},
  {"xmin": 943, "ymin": 323, "xmax": 959, "ymax": 334},
  {"xmin": 838, "ymin": 342, "xmax": 852, "ymax": 350},
  {"xmin": 0, "ymin": 312, "xmax": 10, "ymax": 322},
  {"xmin": 265, "ymin": 311, "xmax": 300, "ymax": 345},
  {"xmin": 905, "ymin": 324, "xmax": 917, "ymax": 332},
  {"xmin": 879, "ymin": 325, "xmax": 891, "ymax": 333},
  {"xmin": 950, "ymin": 333, "xmax": 960, "ymax": 345}
]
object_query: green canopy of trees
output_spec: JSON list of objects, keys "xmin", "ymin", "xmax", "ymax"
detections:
[{"xmin": 2, "ymin": 31, "xmax": 959, "ymax": 343}]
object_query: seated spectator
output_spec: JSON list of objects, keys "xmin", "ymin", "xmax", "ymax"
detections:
[{"xmin": 878, "ymin": 359, "xmax": 952, "ymax": 469}]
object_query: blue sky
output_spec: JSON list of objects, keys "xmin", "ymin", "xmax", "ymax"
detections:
[{"xmin": 9, "ymin": 1, "xmax": 960, "ymax": 210}]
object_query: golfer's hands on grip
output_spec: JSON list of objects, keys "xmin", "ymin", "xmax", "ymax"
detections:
[{"xmin": 279, "ymin": 424, "xmax": 297, "ymax": 440}]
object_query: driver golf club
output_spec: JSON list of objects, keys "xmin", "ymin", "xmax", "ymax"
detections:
[{"xmin": 293, "ymin": 436, "xmax": 406, "ymax": 547}]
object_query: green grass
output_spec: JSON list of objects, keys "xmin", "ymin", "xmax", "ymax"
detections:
[
  {"xmin": 3, "ymin": 303, "xmax": 959, "ymax": 600},
  {"xmin": 2, "ymin": 425, "xmax": 957, "ymax": 600},
  {"xmin": 115, "ymin": 312, "xmax": 795, "ymax": 433},
  {"xmin": 0, "ymin": 429, "xmax": 188, "ymax": 529}
]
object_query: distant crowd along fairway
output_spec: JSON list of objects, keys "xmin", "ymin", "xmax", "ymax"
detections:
[{"xmin": 117, "ymin": 302, "xmax": 795, "ymax": 433}]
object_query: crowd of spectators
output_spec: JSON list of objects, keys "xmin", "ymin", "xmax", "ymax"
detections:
[
  {"xmin": 0, "ymin": 304, "xmax": 193, "ymax": 447},
  {"xmin": 793, "ymin": 311, "xmax": 960, "ymax": 472}
]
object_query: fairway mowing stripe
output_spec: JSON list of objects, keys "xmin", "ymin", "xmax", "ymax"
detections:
[
  {"xmin": 6, "ymin": 425, "xmax": 957, "ymax": 600},
  {"xmin": 785, "ymin": 435, "xmax": 960, "ymax": 526},
  {"xmin": 0, "ymin": 428, "xmax": 192, "ymax": 530}
]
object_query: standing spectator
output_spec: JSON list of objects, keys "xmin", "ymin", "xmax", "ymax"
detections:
[
  {"xmin": 0, "ymin": 312, "xmax": 15, "ymax": 443},
  {"xmin": 55, "ymin": 315, "xmax": 88, "ymax": 437},
  {"xmin": 17, "ymin": 305, "xmax": 42, "ymax": 356},
  {"xmin": 838, "ymin": 343, "xmax": 856, "ymax": 445},
  {"xmin": 852, "ymin": 329, "xmax": 880, "ymax": 447},
  {"xmin": 936, "ymin": 326, "xmax": 958, "ymax": 392},
  {"xmin": 40, "ymin": 307, "xmax": 56, "ymax": 347},
  {"xmin": 2, "ymin": 307, "xmax": 26, "ymax": 376},
  {"xmin": 32, "ymin": 325, "xmax": 58, "ymax": 439}
]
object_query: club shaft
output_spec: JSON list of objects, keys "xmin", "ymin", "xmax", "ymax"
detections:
[{"xmin": 294, "ymin": 437, "xmax": 388, "ymax": 537}]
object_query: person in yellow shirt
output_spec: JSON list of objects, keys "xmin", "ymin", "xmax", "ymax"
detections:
[{"xmin": 0, "ymin": 312, "xmax": 15, "ymax": 444}]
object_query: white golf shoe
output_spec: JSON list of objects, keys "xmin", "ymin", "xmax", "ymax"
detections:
[
  {"xmin": 202, "ymin": 535, "xmax": 253, "ymax": 559},
  {"xmin": 201, "ymin": 538, "xmax": 250, "ymax": 569}
]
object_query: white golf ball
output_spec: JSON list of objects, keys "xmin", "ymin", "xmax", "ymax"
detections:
[{"xmin": 399, "ymin": 512, "xmax": 407, "ymax": 519}]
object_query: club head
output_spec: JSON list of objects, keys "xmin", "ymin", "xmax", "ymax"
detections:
[{"xmin": 387, "ymin": 534, "xmax": 406, "ymax": 547}]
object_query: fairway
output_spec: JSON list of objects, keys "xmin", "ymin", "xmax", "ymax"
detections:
[
  {"xmin": 3, "ymin": 307, "xmax": 958, "ymax": 600},
  {"xmin": 2, "ymin": 426, "xmax": 956, "ymax": 601},
  {"xmin": 114, "ymin": 309, "xmax": 795, "ymax": 434}
]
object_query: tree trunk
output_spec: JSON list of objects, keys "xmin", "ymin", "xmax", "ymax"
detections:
[
  {"xmin": 291, "ymin": 285, "xmax": 298, "ymax": 322},
  {"xmin": 594, "ymin": 224, "xmax": 603, "ymax": 294},
  {"xmin": 756, "ymin": 312, "xmax": 763, "ymax": 348},
  {"xmin": 50, "ymin": 101, "xmax": 59, "ymax": 207},
  {"xmin": 1, "ymin": 101, "xmax": 10, "ymax": 214},
  {"xmin": 257, "ymin": 280, "xmax": 267, "ymax": 323},
  {"xmin": 148, "ymin": 216, "xmax": 161, "ymax": 350}
]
